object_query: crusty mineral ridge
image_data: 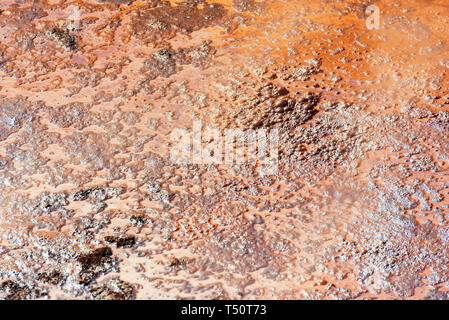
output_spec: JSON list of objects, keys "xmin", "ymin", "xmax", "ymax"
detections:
[{"xmin": 0, "ymin": 0, "xmax": 449, "ymax": 299}]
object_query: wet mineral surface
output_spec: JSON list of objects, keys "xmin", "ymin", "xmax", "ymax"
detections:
[{"xmin": 1, "ymin": 0, "xmax": 449, "ymax": 299}]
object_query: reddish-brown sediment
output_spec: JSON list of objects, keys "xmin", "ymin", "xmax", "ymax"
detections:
[{"xmin": 0, "ymin": 0, "xmax": 449, "ymax": 299}]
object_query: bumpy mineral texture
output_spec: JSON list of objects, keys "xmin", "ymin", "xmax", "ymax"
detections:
[{"xmin": 1, "ymin": 0, "xmax": 449, "ymax": 300}]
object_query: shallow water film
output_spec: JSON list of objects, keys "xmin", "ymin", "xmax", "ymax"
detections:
[{"xmin": 1, "ymin": 0, "xmax": 449, "ymax": 300}]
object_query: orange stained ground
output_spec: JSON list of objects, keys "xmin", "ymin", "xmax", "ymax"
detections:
[{"xmin": 0, "ymin": 0, "xmax": 449, "ymax": 299}]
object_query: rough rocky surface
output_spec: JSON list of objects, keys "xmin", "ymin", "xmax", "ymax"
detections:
[{"xmin": 0, "ymin": 0, "xmax": 449, "ymax": 299}]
